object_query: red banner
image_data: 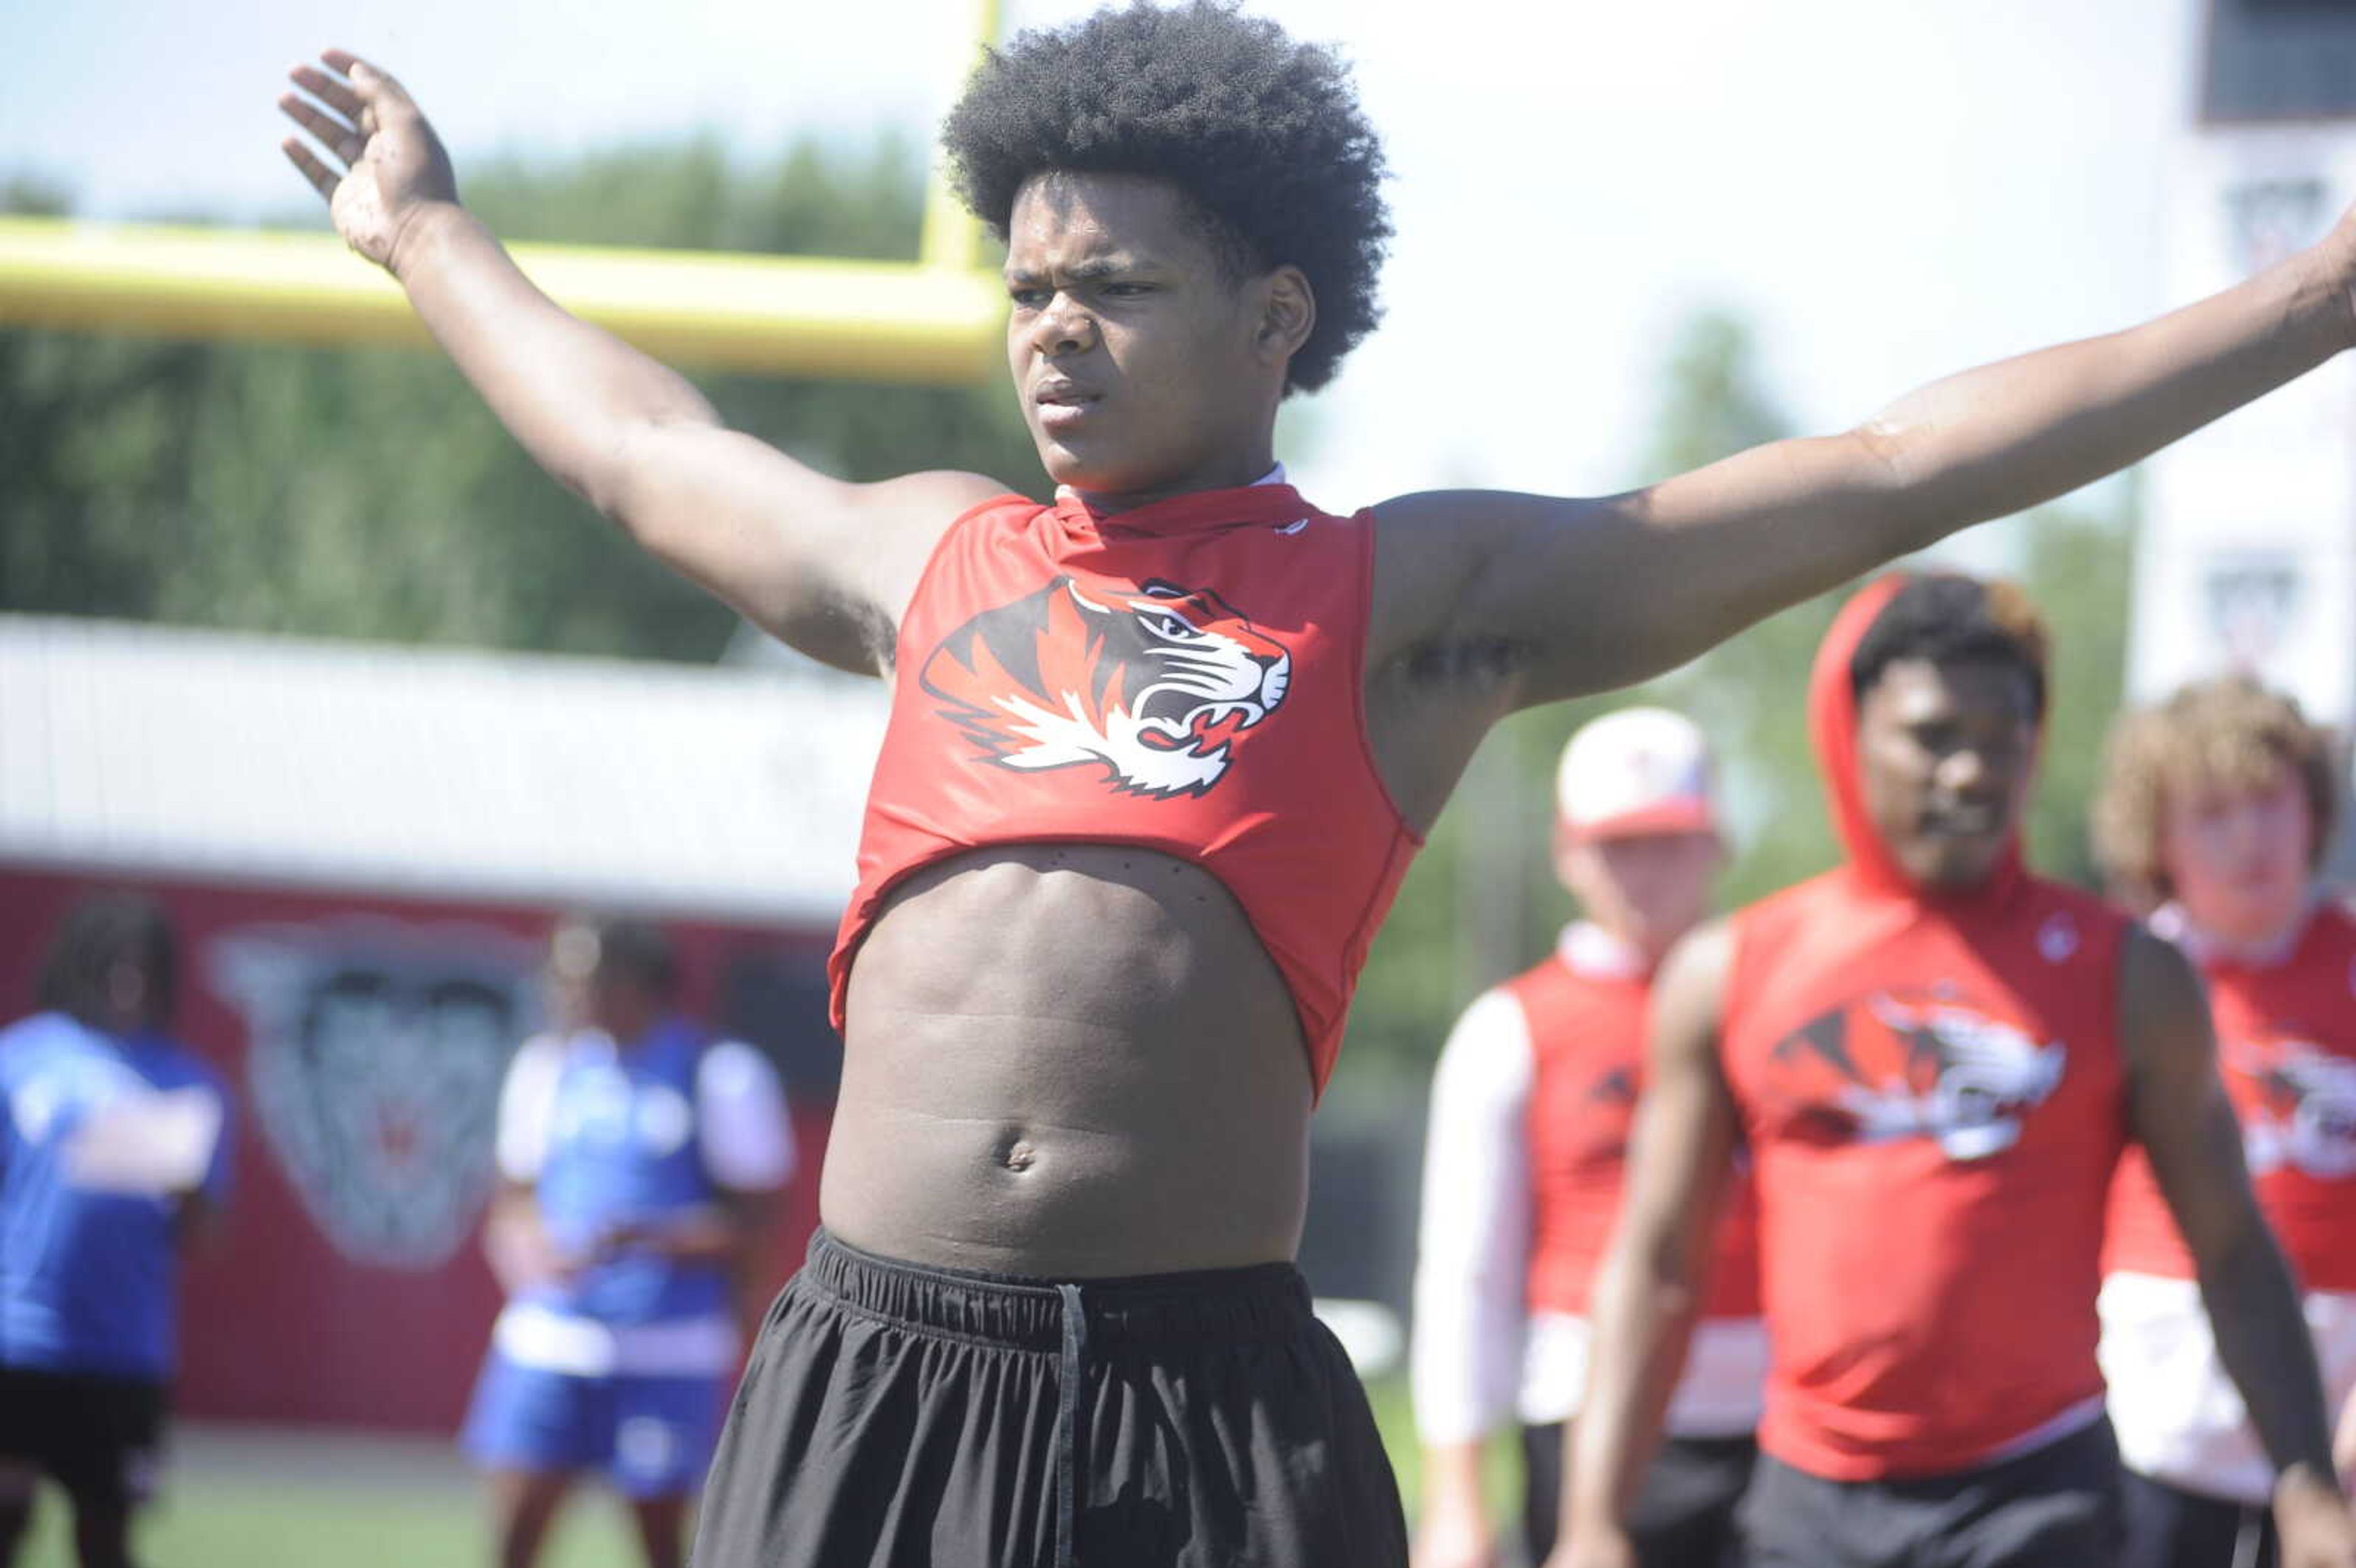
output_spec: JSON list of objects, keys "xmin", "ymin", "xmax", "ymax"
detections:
[{"xmin": 0, "ymin": 866, "xmax": 834, "ymax": 1433}]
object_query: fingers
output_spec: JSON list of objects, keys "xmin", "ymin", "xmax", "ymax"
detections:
[
  {"xmin": 277, "ymin": 92, "xmax": 364, "ymax": 166},
  {"xmin": 320, "ymin": 49, "xmax": 408, "ymax": 110},
  {"xmin": 280, "ymin": 138, "xmax": 340, "ymax": 202},
  {"xmin": 288, "ymin": 63, "xmax": 364, "ymax": 123}
]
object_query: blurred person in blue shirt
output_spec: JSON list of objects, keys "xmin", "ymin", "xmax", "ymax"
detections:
[
  {"xmin": 463, "ymin": 916, "xmax": 793, "ymax": 1568},
  {"xmin": 0, "ymin": 893, "xmax": 234, "ymax": 1568}
]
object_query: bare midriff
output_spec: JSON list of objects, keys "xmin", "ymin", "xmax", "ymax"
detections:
[{"xmin": 821, "ymin": 842, "xmax": 1315, "ymax": 1278}]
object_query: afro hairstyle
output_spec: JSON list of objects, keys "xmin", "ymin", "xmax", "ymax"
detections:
[
  {"xmin": 1849, "ymin": 573, "xmax": 2050, "ymax": 721},
  {"xmin": 941, "ymin": 0, "xmax": 1390, "ymax": 395}
]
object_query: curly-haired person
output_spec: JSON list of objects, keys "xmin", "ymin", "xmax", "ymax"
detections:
[
  {"xmin": 2095, "ymin": 677, "xmax": 2356, "ymax": 1568},
  {"xmin": 275, "ymin": 4, "xmax": 2356, "ymax": 1561}
]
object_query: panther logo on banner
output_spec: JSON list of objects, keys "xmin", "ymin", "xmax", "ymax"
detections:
[{"xmin": 207, "ymin": 918, "xmax": 537, "ymax": 1270}]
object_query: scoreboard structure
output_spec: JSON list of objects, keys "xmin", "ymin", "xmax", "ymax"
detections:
[{"xmin": 2128, "ymin": 0, "xmax": 2356, "ymax": 761}]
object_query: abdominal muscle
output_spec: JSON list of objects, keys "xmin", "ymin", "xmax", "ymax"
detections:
[{"xmin": 820, "ymin": 842, "xmax": 1317, "ymax": 1278}]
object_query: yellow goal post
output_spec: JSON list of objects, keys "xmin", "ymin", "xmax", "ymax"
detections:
[{"xmin": 0, "ymin": 0, "xmax": 1004, "ymax": 385}]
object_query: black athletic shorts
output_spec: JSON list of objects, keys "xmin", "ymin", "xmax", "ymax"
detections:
[
  {"xmin": 1737, "ymin": 1417, "xmax": 2121, "ymax": 1568},
  {"xmin": 2119, "ymin": 1468, "xmax": 2278, "ymax": 1568},
  {"xmin": 1520, "ymin": 1421, "xmax": 1755, "ymax": 1567},
  {"xmin": 691, "ymin": 1229, "xmax": 1408, "ymax": 1568},
  {"xmin": 0, "ymin": 1364, "xmax": 167, "ymax": 1511}
]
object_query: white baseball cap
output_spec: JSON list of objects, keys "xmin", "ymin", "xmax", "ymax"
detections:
[{"xmin": 1555, "ymin": 707, "xmax": 1718, "ymax": 842}]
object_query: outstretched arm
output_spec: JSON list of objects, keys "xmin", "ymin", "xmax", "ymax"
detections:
[
  {"xmin": 1379, "ymin": 217, "xmax": 2355, "ymax": 705},
  {"xmin": 2122, "ymin": 929, "xmax": 2356, "ymax": 1566},
  {"xmin": 1551, "ymin": 922, "xmax": 1741, "ymax": 1568},
  {"xmin": 278, "ymin": 52, "xmax": 1006, "ymax": 673}
]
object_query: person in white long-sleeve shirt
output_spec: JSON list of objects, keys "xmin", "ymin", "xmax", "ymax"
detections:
[{"xmin": 1410, "ymin": 709, "xmax": 1765, "ymax": 1568}]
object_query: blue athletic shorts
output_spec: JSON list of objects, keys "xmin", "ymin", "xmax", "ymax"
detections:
[{"xmin": 460, "ymin": 1351, "xmax": 730, "ymax": 1498}]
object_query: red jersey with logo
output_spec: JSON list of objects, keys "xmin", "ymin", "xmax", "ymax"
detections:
[
  {"xmin": 2106, "ymin": 902, "xmax": 2356, "ymax": 1294},
  {"xmin": 1717, "ymin": 574, "xmax": 2133, "ymax": 1482},
  {"xmin": 1506, "ymin": 955, "xmax": 1761, "ymax": 1321},
  {"xmin": 828, "ymin": 483, "xmax": 1420, "ymax": 1096}
]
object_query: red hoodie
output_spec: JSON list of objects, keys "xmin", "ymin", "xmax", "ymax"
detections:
[{"xmin": 1715, "ymin": 576, "xmax": 2132, "ymax": 1482}]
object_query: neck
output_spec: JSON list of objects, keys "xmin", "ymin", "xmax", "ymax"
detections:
[
  {"xmin": 1063, "ymin": 450, "xmax": 1283, "ymax": 516},
  {"xmin": 1561, "ymin": 921, "xmax": 1658, "ymax": 980},
  {"xmin": 2161, "ymin": 896, "xmax": 2315, "ymax": 966}
]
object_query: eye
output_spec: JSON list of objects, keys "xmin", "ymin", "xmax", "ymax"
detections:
[
  {"xmin": 1150, "ymin": 613, "xmax": 1195, "ymax": 640},
  {"xmin": 1007, "ymin": 285, "xmax": 1049, "ymax": 309}
]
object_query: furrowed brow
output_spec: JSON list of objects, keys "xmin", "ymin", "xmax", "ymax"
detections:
[{"xmin": 1003, "ymin": 256, "xmax": 1147, "ymax": 286}]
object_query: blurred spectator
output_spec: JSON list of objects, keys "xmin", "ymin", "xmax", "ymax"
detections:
[
  {"xmin": 461, "ymin": 916, "xmax": 792, "ymax": 1568},
  {"xmin": 2097, "ymin": 677, "xmax": 2356, "ymax": 1568},
  {"xmin": 1410, "ymin": 708, "xmax": 1761, "ymax": 1568},
  {"xmin": 0, "ymin": 893, "xmax": 234, "ymax": 1568}
]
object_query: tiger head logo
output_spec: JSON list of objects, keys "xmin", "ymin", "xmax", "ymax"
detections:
[
  {"xmin": 1765, "ymin": 986, "xmax": 2067, "ymax": 1161},
  {"xmin": 920, "ymin": 576, "xmax": 1293, "ymax": 799},
  {"xmin": 2232, "ymin": 1037, "xmax": 2356, "ymax": 1180}
]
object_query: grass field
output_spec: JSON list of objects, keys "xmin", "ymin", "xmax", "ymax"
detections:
[{"xmin": 18, "ymin": 1374, "xmax": 1482, "ymax": 1568}]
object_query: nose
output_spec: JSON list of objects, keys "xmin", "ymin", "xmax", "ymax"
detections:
[
  {"xmin": 1937, "ymin": 747, "xmax": 1994, "ymax": 794},
  {"xmin": 1030, "ymin": 290, "xmax": 1096, "ymax": 357}
]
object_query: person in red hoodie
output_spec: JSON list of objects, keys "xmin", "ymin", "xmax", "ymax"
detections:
[
  {"xmin": 2095, "ymin": 677, "xmax": 2356, "ymax": 1568},
  {"xmin": 1558, "ymin": 574, "xmax": 2356, "ymax": 1568},
  {"xmin": 1409, "ymin": 708, "xmax": 1762, "ymax": 1568}
]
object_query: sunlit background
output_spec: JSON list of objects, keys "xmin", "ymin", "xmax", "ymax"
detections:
[{"xmin": 2, "ymin": 0, "xmax": 2351, "ymax": 1562}]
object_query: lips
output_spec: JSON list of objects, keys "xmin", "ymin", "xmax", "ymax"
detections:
[
  {"xmin": 1033, "ymin": 382, "xmax": 1098, "ymax": 431},
  {"xmin": 1919, "ymin": 804, "xmax": 2003, "ymax": 839}
]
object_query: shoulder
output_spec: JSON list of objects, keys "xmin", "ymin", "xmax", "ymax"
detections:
[
  {"xmin": 2115, "ymin": 922, "xmax": 2212, "ymax": 1075},
  {"xmin": 501, "ymin": 1034, "xmax": 576, "ymax": 1102},
  {"xmin": 1430, "ymin": 989, "xmax": 1534, "ymax": 1116},
  {"xmin": 1659, "ymin": 917, "xmax": 1737, "ymax": 999},
  {"xmin": 507, "ymin": 1032, "xmax": 571, "ymax": 1074},
  {"xmin": 2118, "ymin": 919, "xmax": 2203, "ymax": 995},
  {"xmin": 696, "ymin": 1038, "xmax": 782, "ymax": 1099},
  {"xmin": 1718, "ymin": 877, "xmax": 1831, "ymax": 963},
  {"xmin": 0, "ymin": 1012, "xmax": 89, "ymax": 1077},
  {"xmin": 2309, "ymin": 899, "xmax": 2356, "ymax": 959},
  {"xmin": 0, "ymin": 1010, "xmax": 64, "ymax": 1058}
]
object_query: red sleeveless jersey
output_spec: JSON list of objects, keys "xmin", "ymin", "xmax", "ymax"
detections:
[
  {"xmin": 1716, "ymin": 575, "xmax": 2131, "ymax": 1482},
  {"xmin": 1505, "ymin": 954, "xmax": 1761, "ymax": 1321},
  {"xmin": 827, "ymin": 483, "xmax": 1420, "ymax": 1096},
  {"xmin": 2106, "ymin": 903, "xmax": 2356, "ymax": 1294}
]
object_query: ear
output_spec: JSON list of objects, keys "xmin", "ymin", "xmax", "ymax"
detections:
[{"xmin": 1253, "ymin": 265, "xmax": 1316, "ymax": 366}]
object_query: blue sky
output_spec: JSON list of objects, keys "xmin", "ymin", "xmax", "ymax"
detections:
[{"xmin": 1, "ymin": 0, "xmax": 2195, "ymax": 533}]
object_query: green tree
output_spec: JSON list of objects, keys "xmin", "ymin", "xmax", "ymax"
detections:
[{"xmin": 0, "ymin": 136, "xmax": 1037, "ymax": 661}]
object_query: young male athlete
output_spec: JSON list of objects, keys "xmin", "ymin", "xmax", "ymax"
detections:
[
  {"xmin": 1411, "ymin": 707, "xmax": 1760, "ymax": 1568},
  {"xmin": 463, "ymin": 918, "xmax": 791, "ymax": 1568},
  {"xmin": 1560, "ymin": 576, "xmax": 2356, "ymax": 1568},
  {"xmin": 0, "ymin": 895, "xmax": 233, "ymax": 1568},
  {"xmin": 2094, "ymin": 678, "xmax": 2356, "ymax": 1568},
  {"xmin": 276, "ymin": 3, "xmax": 2356, "ymax": 1559}
]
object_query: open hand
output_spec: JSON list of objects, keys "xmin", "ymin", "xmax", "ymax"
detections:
[{"xmin": 278, "ymin": 50, "xmax": 458, "ymax": 275}]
